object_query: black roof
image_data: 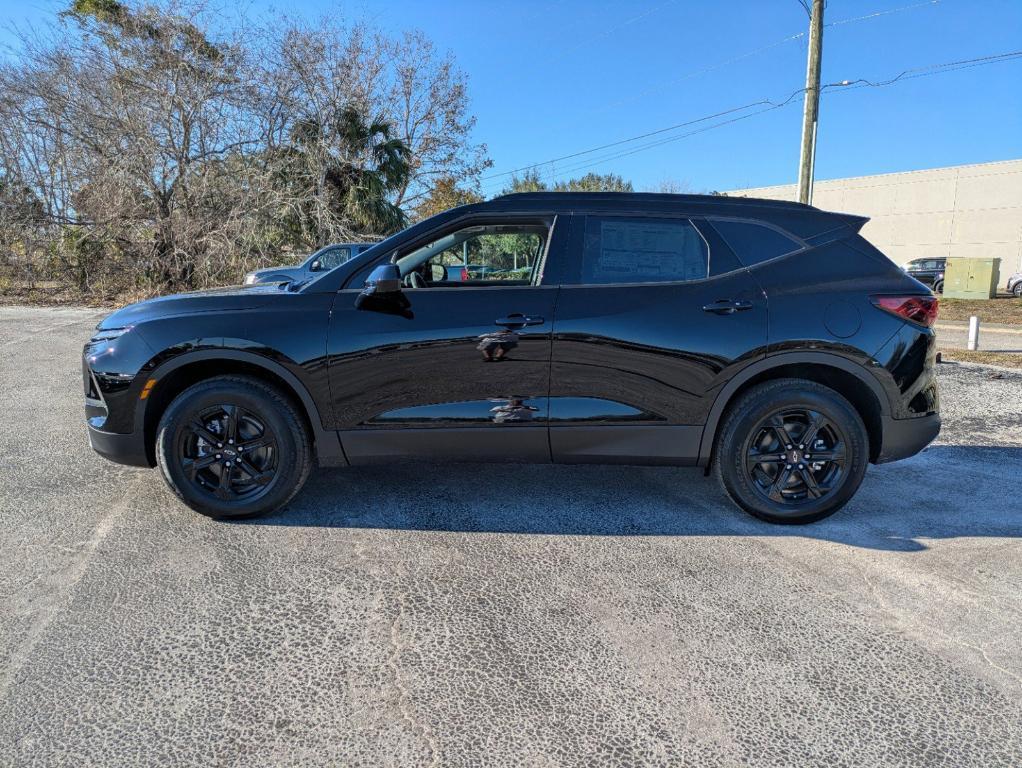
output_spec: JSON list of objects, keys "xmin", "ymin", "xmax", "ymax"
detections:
[
  {"xmin": 491, "ymin": 191, "xmax": 815, "ymax": 212},
  {"xmin": 482, "ymin": 191, "xmax": 867, "ymax": 240}
]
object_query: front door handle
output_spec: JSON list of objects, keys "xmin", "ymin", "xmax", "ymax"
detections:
[
  {"xmin": 702, "ymin": 299, "xmax": 753, "ymax": 315},
  {"xmin": 496, "ymin": 313, "xmax": 545, "ymax": 328}
]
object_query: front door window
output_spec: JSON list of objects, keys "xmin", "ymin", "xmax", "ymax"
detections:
[{"xmin": 396, "ymin": 224, "xmax": 547, "ymax": 286}]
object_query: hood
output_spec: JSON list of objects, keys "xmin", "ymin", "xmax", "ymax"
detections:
[
  {"xmin": 247, "ymin": 266, "xmax": 303, "ymax": 279},
  {"xmin": 97, "ymin": 283, "xmax": 285, "ymax": 330}
]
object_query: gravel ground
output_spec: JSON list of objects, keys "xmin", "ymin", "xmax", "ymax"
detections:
[{"xmin": 1, "ymin": 305, "xmax": 1021, "ymax": 766}]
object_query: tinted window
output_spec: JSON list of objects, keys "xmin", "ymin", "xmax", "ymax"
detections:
[
  {"xmin": 709, "ymin": 219, "xmax": 801, "ymax": 267},
  {"xmin": 693, "ymin": 219, "xmax": 744, "ymax": 276},
  {"xmin": 396, "ymin": 224, "xmax": 547, "ymax": 286},
  {"xmin": 583, "ymin": 217, "xmax": 708, "ymax": 285}
]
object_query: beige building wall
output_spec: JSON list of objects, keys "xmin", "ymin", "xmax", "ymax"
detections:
[{"xmin": 729, "ymin": 159, "xmax": 1022, "ymax": 288}]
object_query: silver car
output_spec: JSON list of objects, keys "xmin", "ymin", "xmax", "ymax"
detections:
[
  {"xmin": 243, "ymin": 242, "xmax": 373, "ymax": 286},
  {"xmin": 1007, "ymin": 270, "xmax": 1022, "ymax": 297}
]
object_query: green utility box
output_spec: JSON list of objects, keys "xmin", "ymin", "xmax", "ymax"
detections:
[{"xmin": 943, "ymin": 257, "xmax": 1001, "ymax": 299}]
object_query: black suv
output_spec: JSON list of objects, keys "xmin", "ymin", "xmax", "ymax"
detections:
[
  {"xmin": 903, "ymin": 257, "xmax": 946, "ymax": 293},
  {"xmin": 84, "ymin": 193, "xmax": 940, "ymax": 524}
]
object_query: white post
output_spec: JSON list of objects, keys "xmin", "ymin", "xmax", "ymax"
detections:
[{"xmin": 967, "ymin": 315, "xmax": 980, "ymax": 351}]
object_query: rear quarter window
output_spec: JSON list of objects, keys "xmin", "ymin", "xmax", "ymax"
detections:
[
  {"xmin": 582, "ymin": 216, "xmax": 708, "ymax": 284},
  {"xmin": 708, "ymin": 219, "xmax": 802, "ymax": 267}
]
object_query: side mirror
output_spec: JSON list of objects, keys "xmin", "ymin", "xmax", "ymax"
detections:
[
  {"xmin": 355, "ymin": 263, "xmax": 412, "ymax": 317},
  {"xmin": 309, "ymin": 259, "xmax": 322, "ymax": 272},
  {"xmin": 362, "ymin": 263, "xmax": 402, "ymax": 295}
]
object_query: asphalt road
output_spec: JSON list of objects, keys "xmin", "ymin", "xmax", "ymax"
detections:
[{"xmin": 1, "ymin": 305, "xmax": 1021, "ymax": 766}]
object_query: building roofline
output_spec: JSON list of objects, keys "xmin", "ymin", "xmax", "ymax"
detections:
[{"xmin": 728, "ymin": 157, "xmax": 1022, "ymax": 193}]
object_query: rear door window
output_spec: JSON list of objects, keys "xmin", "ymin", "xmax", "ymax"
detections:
[
  {"xmin": 707, "ymin": 219, "xmax": 802, "ymax": 267},
  {"xmin": 581, "ymin": 216, "xmax": 708, "ymax": 285}
]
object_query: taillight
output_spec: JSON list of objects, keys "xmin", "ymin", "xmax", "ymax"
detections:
[
  {"xmin": 871, "ymin": 295, "xmax": 939, "ymax": 327},
  {"xmin": 459, "ymin": 267, "xmax": 469, "ymax": 281}
]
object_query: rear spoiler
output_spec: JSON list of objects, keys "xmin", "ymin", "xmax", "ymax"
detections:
[{"xmin": 805, "ymin": 212, "xmax": 869, "ymax": 246}]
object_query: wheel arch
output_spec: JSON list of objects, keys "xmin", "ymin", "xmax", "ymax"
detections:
[
  {"xmin": 699, "ymin": 352, "xmax": 888, "ymax": 468},
  {"xmin": 136, "ymin": 350, "xmax": 345, "ymax": 468}
]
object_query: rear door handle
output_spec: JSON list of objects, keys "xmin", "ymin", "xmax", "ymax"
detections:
[
  {"xmin": 702, "ymin": 299, "xmax": 753, "ymax": 315},
  {"xmin": 496, "ymin": 313, "xmax": 544, "ymax": 328}
]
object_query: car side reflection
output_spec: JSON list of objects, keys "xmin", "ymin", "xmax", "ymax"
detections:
[
  {"xmin": 489, "ymin": 396, "xmax": 538, "ymax": 423},
  {"xmin": 477, "ymin": 329, "xmax": 520, "ymax": 361}
]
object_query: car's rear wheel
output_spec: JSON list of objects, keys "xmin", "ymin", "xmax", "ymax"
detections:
[
  {"xmin": 933, "ymin": 279, "xmax": 944, "ymax": 294},
  {"xmin": 1014, "ymin": 283, "xmax": 1022, "ymax": 297},
  {"xmin": 715, "ymin": 378, "xmax": 869, "ymax": 524},
  {"xmin": 156, "ymin": 376, "xmax": 311, "ymax": 518}
]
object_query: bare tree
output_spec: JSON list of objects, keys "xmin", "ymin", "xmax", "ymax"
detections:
[
  {"xmin": 255, "ymin": 19, "xmax": 489, "ymax": 212},
  {"xmin": 382, "ymin": 31, "xmax": 490, "ymax": 208},
  {"xmin": 0, "ymin": 0, "xmax": 488, "ymax": 298},
  {"xmin": 646, "ymin": 178, "xmax": 693, "ymax": 194}
]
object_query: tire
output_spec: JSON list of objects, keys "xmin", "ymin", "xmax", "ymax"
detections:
[
  {"xmin": 933, "ymin": 280, "xmax": 944, "ymax": 294},
  {"xmin": 155, "ymin": 375, "xmax": 312, "ymax": 518},
  {"xmin": 1014, "ymin": 283, "xmax": 1022, "ymax": 298},
  {"xmin": 714, "ymin": 378, "xmax": 869, "ymax": 525}
]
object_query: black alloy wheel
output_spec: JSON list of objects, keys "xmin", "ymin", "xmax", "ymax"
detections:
[
  {"xmin": 744, "ymin": 408, "xmax": 846, "ymax": 506},
  {"xmin": 715, "ymin": 378, "xmax": 868, "ymax": 524},
  {"xmin": 179, "ymin": 404, "xmax": 279, "ymax": 503},
  {"xmin": 156, "ymin": 376, "xmax": 311, "ymax": 518}
]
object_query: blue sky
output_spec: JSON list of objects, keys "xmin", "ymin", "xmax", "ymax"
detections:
[{"xmin": 4, "ymin": 0, "xmax": 1021, "ymax": 193}]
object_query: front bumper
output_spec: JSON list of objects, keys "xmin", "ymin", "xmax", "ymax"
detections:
[
  {"xmin": 876, "ymin": 413, "xmax": 941, "ymax": 464},
  {"xmin": 86, "ymin": 423, "xmax": 152, "ymax": 467}
]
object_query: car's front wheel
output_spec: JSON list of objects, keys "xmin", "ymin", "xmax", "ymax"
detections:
[
  {"xmin": 933, "ymin": 279, "xmax": 944, "ymax": 294},
  {"xmin": 155, "ymin": 376, "xmax": 312, "ymax": 518},
  {"xmin": 715, "ymin": 379, "xmax": 869, "ymax": 524},
  {"xmin": 1013, "ymin": 283, "xmax": 1022, "ymax": 297}
]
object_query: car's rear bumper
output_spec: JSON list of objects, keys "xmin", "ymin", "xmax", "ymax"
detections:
[
  {"xmin": 87, "ymin": 423, "xmax": 152, "ymax": 468},
  {"xmin": 876, "ymin": 413, "xmax": 940, "ymax": 464}
]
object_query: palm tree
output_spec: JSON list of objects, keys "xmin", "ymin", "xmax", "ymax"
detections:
[{"xmin": 289, "ymin": 105, "xmax": 411, "ymax": 242}]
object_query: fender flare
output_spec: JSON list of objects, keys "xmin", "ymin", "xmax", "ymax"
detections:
[
  {"xmin": 697, "ymin": 351, "xmax": 889, "ymax": 466},
  {"xmin": 136, "ymin": 348, "xmax": 346, "ymax": 466}
]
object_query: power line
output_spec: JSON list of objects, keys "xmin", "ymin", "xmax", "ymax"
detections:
[
  {"xmin": 568, "ymin": 0, "xmax": 944, "ymax": 119},
  {"xmin": 481, "ymin": 48, "xmax": 1022, "ymax": 192},
  {"xmin": 827, "ymin": 0, "xmax": 940, "ymax": 28},
  {"xmin": 545, "ymin": 51, "xmax": 1022, "ymax": 185},
  {"xmin": 512, "ymin": 103, "xmax": 796, "ymax": 186},
  {"xmin": 479, "ymin": 98, "xmax": 803, "ymax": 185},
  {"xmin": 828, "ymin": 49, "xmax": 1022, "ymax": 91},
  {"xmin": 544, "ymin": 0, "xmax": 680, "ymax": 64},
  {"xmin": 482, "ymin": 1, "xmax": 944, "ymax": 182}
]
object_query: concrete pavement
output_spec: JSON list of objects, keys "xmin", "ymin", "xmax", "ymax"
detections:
[{"xmin": 935, "ymin": 320, "xmax": 1022, "ymax": 352}]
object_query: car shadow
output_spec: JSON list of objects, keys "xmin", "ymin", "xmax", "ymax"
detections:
[{"xmin": 238, "ymin": 444, "xmax": 1022, "ymax": 552}]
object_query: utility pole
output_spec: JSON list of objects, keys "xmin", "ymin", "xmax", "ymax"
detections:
[{"xmin": 796, "ymin": 0, "xmax": 824, "ymax": 205}]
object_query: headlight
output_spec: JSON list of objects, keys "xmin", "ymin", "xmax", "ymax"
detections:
[
  {"xmin": 89, "ymin": 327, "xmax": 130, "ymax": 343},
  {"xmin": 243, "ymin": 274, "xmax": 257, "ymax": 285}
]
